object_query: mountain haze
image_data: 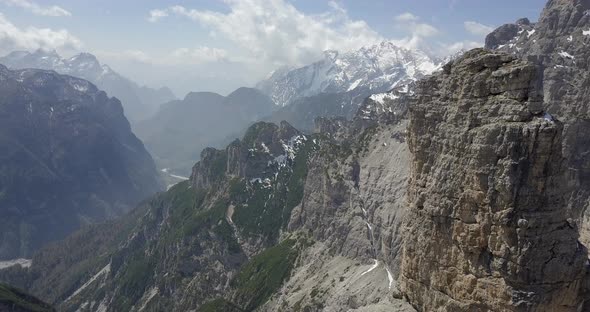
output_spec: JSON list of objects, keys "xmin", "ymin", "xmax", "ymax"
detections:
[
  {"xmin": 0, "ymin": 65, "xmax": 163, "ymax": 260},
  {"xmin": 0, "ymin": 50, "xmax": 176, "ymax": 123},
  {"xmin": 135, "ymin": 87, "xmax": 276, "ymax": 174}
]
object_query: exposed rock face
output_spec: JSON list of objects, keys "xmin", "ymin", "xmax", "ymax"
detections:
[
  {"xmin": 259, "ymin": 90, "xmax": 416, "ymax": 311},
  {"xmin": 486, "ymin": 0, "xmax": 590, "ymax": 249},
  {"xmin": 485, "ymin": 18, "xmax": 531, "ymax": 50},
  {"xmin": 401, "ymin": 49, "xmax": 588, "ymax": 311},
  {"xmin": 0, "ymin": 65, "xmax": 163, "ymax": 260}
]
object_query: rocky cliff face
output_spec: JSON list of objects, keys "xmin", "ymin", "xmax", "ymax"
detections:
[
  {"xmin": 400, "ymin": 49, "xmax": 587, "ymax": 311},
  {"xmin": 257, "ymin": 87, "xmax": 416, "ymax": 311},
  {"xmin": 0, "ymin": 65, "xmax": 163, "ymax": 260},
  {"xmin": 485, "ymin": 0, "xmax": 590, "ymax": 249}
]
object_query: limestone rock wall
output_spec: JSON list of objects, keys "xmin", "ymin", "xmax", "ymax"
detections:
[{"xmin": 400, "ymin": 49, "xmax": 588, "ymax": 311}]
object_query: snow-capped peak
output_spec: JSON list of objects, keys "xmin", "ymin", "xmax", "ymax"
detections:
[
  {"xmin": 256, "ymin": 40, "xmax": 443, "ymax": 107},
  {"xmin": 1, "ymin": 50, "xmax": 106, "ymax": 82}
]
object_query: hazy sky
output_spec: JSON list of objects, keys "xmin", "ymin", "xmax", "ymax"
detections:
[{"xmin": 0, "ymin": 0, "xmax": 547, "ymax": 97}]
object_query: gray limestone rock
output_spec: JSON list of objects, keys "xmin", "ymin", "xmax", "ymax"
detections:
[{"xmin": 400, "ymin": 49, "xmax": 587, "ymax": 311}]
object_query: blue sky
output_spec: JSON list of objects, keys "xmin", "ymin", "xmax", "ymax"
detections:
[{"xmin": 0, "ymin": 0, "xmax": 548, "ymax": 96}]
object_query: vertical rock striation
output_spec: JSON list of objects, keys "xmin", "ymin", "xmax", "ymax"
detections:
[
  {"xmin": 486, "ymin": 0, "xmax": 590, "ymax": 247},
  {"xmin": 401, "ymin": 49, "xmax": 588, "ymax": 311}
]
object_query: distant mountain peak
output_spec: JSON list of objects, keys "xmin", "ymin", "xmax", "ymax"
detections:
[
  {"xmin": 0, "ymin": 49, "xmax": 176, "ymax": 122},
  {"xmin": 183, "ymin": 91, "xmax": 225, "ymax": 102},
  {"xmin": 256, "ymin": 40, "xmax": 443, "ymax": 107}
]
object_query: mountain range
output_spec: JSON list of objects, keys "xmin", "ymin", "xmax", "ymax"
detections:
[
  {"xmin": 0, "ymin": 50, "xmax": 176, "ymax": 123},
  {"xmin": 257, "ymin": 41, "xmax": 444, "ymax": 130},
  {"xmin": 257, "ymin": 41, "xmax": 442, "ymax": 107},
  {"xmin": 2, "ymin": 0, "xmax": 590, "ymax": 311},
  {"xmin": 134, "ymin": 41, "xmax": 441, "ymax": 176}
]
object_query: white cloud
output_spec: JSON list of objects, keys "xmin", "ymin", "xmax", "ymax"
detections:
[
  {"xmin": 97, "ymin": 46, "xmax": 230, "ymax": 66},
  {"xmin": 121, "ymin": 50, "xmax": 152, "ymax": 63},
  {"xmin": 0, "ymin": 0, "xmax": 71, "ymax": 17},
  {"xmin": 464, "ymin": 21, "xmax": 494, "ymax": 36},
  {"xmin": 394, "ymin": 12, "xmax": 419, "ymax": 23},
  {"xmin": 0, "ymin": 13, "xmax": 81, "ymax": 54},
  {"xmin": 148, "ymin": 9, "xmax": 168, "ymax": 23},
  {"xmin": 391, "ymin": 12, "xmax": 440, "ymax": 53},
  {"xmin": 414, "ymin": 23, "xmax": 439, "ymax": 37},
  {"xmin": 443, "ymin": 40, "xmax": 482, "ymax": 55},
  {"xmin": 94, "ymin": 50, "xmax": 151, "ymax": 64},
  {"xmin": 170, "ymin": 47, "xmax": 228, "ymax": 64},
  {"xmin": 149, "ymin": 0, "xmax": 383, "ymax": 67}
]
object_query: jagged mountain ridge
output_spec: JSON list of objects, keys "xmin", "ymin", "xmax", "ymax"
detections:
[
  {"xmin": 0, "ymin": 50, "xmax": 176, "ymax": 122},
  {"xmin": 0, "ymin": 65, "xmax": 163, "ymax": 260},
  {"xmin": 257, "ymin": 41, "xmax": 442, "ymax": 107},
  {"xmin": 259, "ymin": 41, "xmax": 445, "ymax": 131}
]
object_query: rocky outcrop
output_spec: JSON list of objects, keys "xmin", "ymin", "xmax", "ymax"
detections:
[
  {"xmin": 400, "ymin": 49, "xmax": 587, "ymax": 311},
  {"xmin": 485, "ymin": 18, "xmax": 532, "ymax": 50},
  {"xmin": 0, "ymin": 65, "xmax": 163, "ymax": 260}
]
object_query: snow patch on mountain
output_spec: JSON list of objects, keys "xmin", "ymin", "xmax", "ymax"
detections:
[
  {"xmin": 361, "ymin": 259, "xmax": 379, "ymax": 276},
  {"xmin": 369, "ymin": 93, "xmax": 399, "ymax": 105},
  {"xmin": 347, "ymin": 78, "xmax": 363, "ymax": 91},
  {"xmin": 0, "ymin": 258, "xmax": 31, "ymax": 270},
  {"xmin": 66, "ymin": 263, "xmax": 111, "ymax": 302},
  {"xmin": 559, "ymin": 51, "xmax": 575, "ymax": 59}
]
